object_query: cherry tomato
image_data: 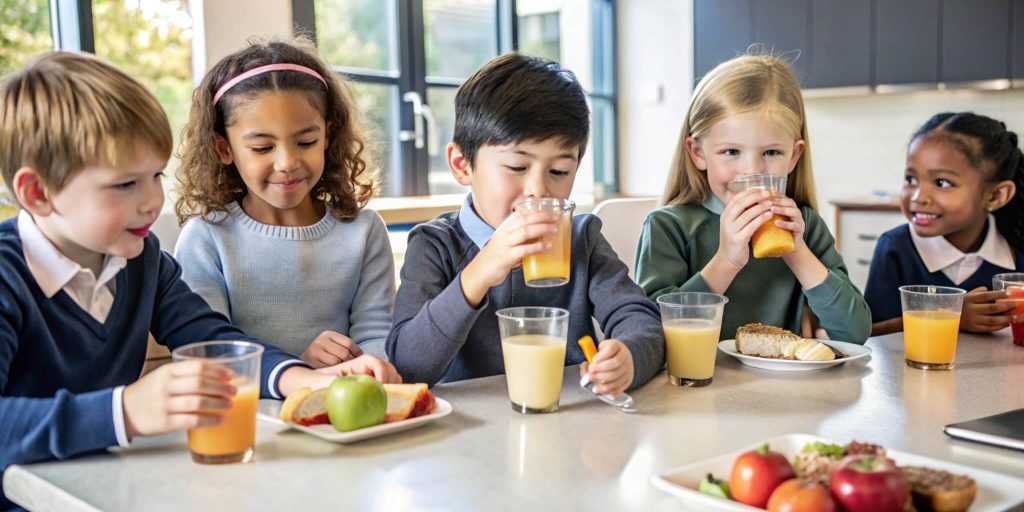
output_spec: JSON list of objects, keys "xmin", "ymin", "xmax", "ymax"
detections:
[
  {"xmin": 730, "ymin": 443, "xmax": 797, "ymax": 508},
  {"xmin": 767, "ymin": 478, "xmax": 838, "ymax": 512}
]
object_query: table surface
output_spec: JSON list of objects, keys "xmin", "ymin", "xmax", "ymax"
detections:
[{"xmin": 5, "ymin": 331, "xmax": 1024, "ymax": 511}]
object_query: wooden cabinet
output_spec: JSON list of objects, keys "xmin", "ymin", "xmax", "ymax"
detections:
[{"xmin": 833, "ymin": 201, "xmax": 905, "ymax": 292}]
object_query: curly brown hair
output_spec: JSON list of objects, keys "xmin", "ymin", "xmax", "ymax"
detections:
[{"xmin": 174, "ymin": 36, "xmax": 376, "ymax": 225}]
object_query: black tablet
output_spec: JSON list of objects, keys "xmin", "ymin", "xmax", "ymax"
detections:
[{"xmin": 944, "ymin": 409, "xmax": 1024, "ymax": 452}]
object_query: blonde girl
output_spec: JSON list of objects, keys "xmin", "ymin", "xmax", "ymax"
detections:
[
  {"xmin": 174, "ymin": 37, "xmax": 398, "ymax": 366},
  {"xmin": 635, "ymin": 52, "xmax": 870, "ymax": 343}
]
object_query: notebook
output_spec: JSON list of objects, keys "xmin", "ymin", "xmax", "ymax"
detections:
[{"xmin": 944, "ymin": 409, "xmax": 1024, "ymax": 452}]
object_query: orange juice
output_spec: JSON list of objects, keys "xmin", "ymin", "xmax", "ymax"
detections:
[
  {"xmin": 187, "ymin": 386, "xmax": 259, "ymax": 463},
  {"xmin": 522, "ymin": 214, "xmax": 571, "ymax": 286},
  {"xmin": 501, "ymin": 334, "xmax": 566, "ymax": 412},
  {"xmin": 903, "ymin": 310, "xmax": 960, "ymax": 368},
  {"xmin": 752, "ymin": 216, "xmax": 795, "ymax": 258},
  {"xmin": 663, "ymin": 318, "xmax": 721, "ymax": 385}
]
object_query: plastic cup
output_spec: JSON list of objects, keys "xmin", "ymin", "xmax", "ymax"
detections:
[
  {"xmin": 726, "ymin": 174, "xmax": 795, "ymax": 258},
  {"xmin": 171, "ymin": 341, "xmax": 263, "ymax": 464},
  {"xmin": 899, "ymin": 285, "xmax": 966, "ymax": 370},
  {"xmin": 656, "ymin": 292, "xmax": 729, "ymax": 386},
  {"xmin": 515, "ymin": 198, "xmax": 574, "ymax": 287},
  {"xmin": 993, "ymin": 273, "xmax": 1024, "ymax": 347},
  {"xmin": 496, "ymin": 307, "xmax": 569, "ymax": 413}
]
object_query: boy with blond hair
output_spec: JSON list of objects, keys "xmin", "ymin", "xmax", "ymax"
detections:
[
  {"xmin": 386, "ymin": 54, "xmax": 665, "ymax": 396},
  {"xmin": 0, "ymin": 52, "xmax": 397, "ymax": 509}
]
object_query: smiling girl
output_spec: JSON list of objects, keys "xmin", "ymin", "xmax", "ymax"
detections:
[
  {"xmin": 634, "ymin": 52, "xmax": 871, "ymax": 343},
  {"xmin": 865, "ymin": 113, "xmax": 1024, "ymax": 335},
  {"xmin": 173, "ymin": 37, "xmax": 398, "ymax": 369}
]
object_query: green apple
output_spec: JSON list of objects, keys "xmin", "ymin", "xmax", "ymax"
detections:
[{"xmin": 324, "ymin": 375, "xmax": 387, "ymax": 432}]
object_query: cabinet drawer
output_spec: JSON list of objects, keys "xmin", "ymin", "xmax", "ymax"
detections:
[{"xmin": 837, "ymin": 210, "xmax": 906, "ymax": 290}]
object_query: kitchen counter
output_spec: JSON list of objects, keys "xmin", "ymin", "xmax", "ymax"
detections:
[{"xmin": 5, "ymin": 331, "xmax": 1024, "ymax": 511}]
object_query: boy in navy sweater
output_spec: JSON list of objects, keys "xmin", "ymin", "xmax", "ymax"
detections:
[{"xmin": 0, "ymin": 52, "xmax": 398, "ymax": 509}]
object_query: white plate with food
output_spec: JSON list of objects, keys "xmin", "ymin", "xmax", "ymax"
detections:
[
  {"xmin": 258, "ymin": 383, "xmax": 452, "ymax": 444},
  {"xmin": 718, "ymin": 323, "xmax": 871, "ymax": 371},
  {"xmin": 652, "ymin": 433, "xmax": 1024, "ymax": 512}
]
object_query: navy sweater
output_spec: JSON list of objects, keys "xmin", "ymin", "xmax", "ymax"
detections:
[
  {"xmin": 0, "ymin": 220, "xmax": 302, "ymax": 509},
  {"xmin": 864, "ymin": 224, "xmax": 1024, "ymax": 322},
  {"xmin": 386, "ymin": 211, "xmax": 665, "ymax": 388}
]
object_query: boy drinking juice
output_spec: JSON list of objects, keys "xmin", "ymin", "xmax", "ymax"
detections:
[
  {"xmin": 386, "ymin": 54, "xmax": 665, "ymax": 397},
  {"xmin": 0, "ymin": 52, "xmax": 397, "ymax": 507}
]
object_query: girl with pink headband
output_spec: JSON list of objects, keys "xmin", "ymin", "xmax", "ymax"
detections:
[{"xmin": 174, "ymin": 36, "xmax": 399, "ymax": 372}]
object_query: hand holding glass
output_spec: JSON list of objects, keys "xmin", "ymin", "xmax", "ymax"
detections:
[
  {"xmin": 515, "ymin": 198, "xmax": 574, "ymax": 287},
  {"xmin": 726, "ymin": 174, "xmax": 795, "ymax": 258},
  {"xmin": 993, "ymin": 273, "xmax": 1024, "ymax": 347}
]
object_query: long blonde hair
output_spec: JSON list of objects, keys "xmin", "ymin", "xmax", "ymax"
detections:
[{"xmin": 663, "ymin": 52, "xmax": 817, "ymax": 210}]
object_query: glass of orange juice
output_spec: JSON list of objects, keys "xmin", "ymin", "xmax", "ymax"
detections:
[
  {"xmin": 515, "ymin": 198, "xmax": 575, "ymax": 287},
  {"xmin": 993, "ymin": 273, "xmax": 1024, "ymax": 347},
  {"xmin": 656, "ymin": 292, "xmax": 729, "ymax": 386},
  {"xmin": 171, "ymin": 341, "xmax": 263, "ymax": 464},
  {"xmin": 899, "ymin": 285, "xmax": 966, "ymax": 370},
  {"xmin": 726, "ymin": 174, "xmax": 795, "ymax": 258},
  {"xmin": 496, "ymin": 307, "xmax": 569, "ymax": 413}
]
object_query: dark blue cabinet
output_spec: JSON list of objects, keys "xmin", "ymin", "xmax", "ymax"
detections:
[
  {"xmin": 942, "ymin": 0, "xmax": 1011, "ymax": 83},
  {"xmin": 876, "ymin": 0, "xmax": 939, "ymax": 85}
]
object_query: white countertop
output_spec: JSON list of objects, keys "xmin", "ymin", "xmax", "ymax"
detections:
[{"xmin": 5, "ymin": 331, "xmax": 1024, "ymax": 511}]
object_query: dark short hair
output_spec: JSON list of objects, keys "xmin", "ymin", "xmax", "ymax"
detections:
[{"xmin": 453, "ymin": 53, "xmax": 590, "ymax": 166}]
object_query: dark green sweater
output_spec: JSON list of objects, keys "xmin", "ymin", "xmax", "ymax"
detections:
[{"xmin": 635, "ymin": 199, "xmax": 871, "ymax": 343}]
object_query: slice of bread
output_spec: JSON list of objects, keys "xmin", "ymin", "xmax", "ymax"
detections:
[
  {"xmin": 902, "ymin": 466, "xmax": 977, "ymax": 512},
  {"xmin": 736, "ymin": 323, "xmax": 801, "ymax": 358},
  {"xmin": 279, "ymin": 387, "xmax": 329, "ymax": 426},
  {"xmin": 383, "ymin": 383, "xmax": 436, "ymax": 423}
]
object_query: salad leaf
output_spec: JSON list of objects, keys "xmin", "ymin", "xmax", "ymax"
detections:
[
  {"xmin": 801, "ymin": 441, "xmax": 845, "ymax": 459},
  {"xmin": 699, "ymin": 473, "xmax": 731, "ymax": 499}
]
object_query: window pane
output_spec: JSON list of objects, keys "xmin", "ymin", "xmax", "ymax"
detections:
[
  {"xmin": 0, "ymin": 0, "xmax": 53, "ymax": 76},
  {"xmin": 426, "ymin": 87, "xmax": 464, "ymax": 195},
  {"xmin": 315, "ymin": 0, "xmax": 396, "ymax": 73},
  {"xmin": 517, "ymin": 0, "xmax": 592, "ymax": 91},
  {"xmin": 92, "ymin": 0, "xmax": 192, "ymax": 198},
  {"xmin": 517, "ymin": 6, "xmax": 560, "ymax": 62},
  {"xmin": 351, "ymin": 82, "xmax": 401, "ymax": 197},
  {"xmin": 590, "ymin": 97, "xmax": 616, "ymax": 195},
  {"xmin": 424, "ymin": 0, "xmax": 496, "ymax": 79}
]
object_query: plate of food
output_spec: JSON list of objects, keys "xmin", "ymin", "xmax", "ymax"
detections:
[
  {"xmin": 718, "ymin": 323, "xmax": 871, "ymax": 371},
  {"xmin": 652, "ymin": 433, "xmax": 1024, "ymax": 511},
  {"xmin": 258, "ymin": 380, "xmax": 452, "ymax": 444}
]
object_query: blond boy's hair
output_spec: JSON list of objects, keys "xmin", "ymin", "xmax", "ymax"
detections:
[
  {"xmin": 663, "ymin": 52, "xmax": 817, "ymax": 210},
  {"xmin": 0, "ymin": 51, "xmax": 172, "ymax": 205}
]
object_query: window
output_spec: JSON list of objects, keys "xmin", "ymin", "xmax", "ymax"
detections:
[
  {"xmin": 297, "ymin": 0, "xmax": 618, "ymax": 198},
  {"xmin": 0, "ymin": 0, "xmax": 53, "ymax": 77}
]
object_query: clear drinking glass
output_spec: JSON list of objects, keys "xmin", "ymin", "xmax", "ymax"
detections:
[
  {"xmin": 515, "ymin": 198, "xmax": 575, "ymax": 287},
  {"xmin": 656, "ymin": 292, "xmax": 729, "ymax": 386},
  {"xmin": 496, "ymin": 307, "xmax": 569, "ymax": 413},
  {"xmin": 899, "ymin": 285, "xmax": 967, "ymax": 370},
  {"xmin": 171, "ymin": 341, "xmax": 263, "ymax": 464},
  {"xmin": 993, "ymin": 273, "xmax": 1024, "ymax": 347},
  {"xmin": 726, "ymin": 174, "xmax": 795, "ymax": 258}
]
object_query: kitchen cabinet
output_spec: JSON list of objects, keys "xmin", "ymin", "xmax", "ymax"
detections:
[{"xmin": 875, "ymin": 0, "xmax": 939, "ymax": 85}]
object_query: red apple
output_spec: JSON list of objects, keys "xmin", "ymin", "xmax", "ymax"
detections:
[
  {"xmin": 730, "ymin": 444, "xmax": 797, "ymax": 508},
  {"xmin": 829, "ymin": 454, "xmax": 909, "ymax": 512}
]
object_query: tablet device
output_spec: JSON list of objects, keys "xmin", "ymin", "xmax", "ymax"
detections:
[{"xmin": 944, "ymin": 408, "xmax": 1024, "ymax": 452}]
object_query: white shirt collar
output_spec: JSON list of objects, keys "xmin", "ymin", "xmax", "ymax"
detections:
[
  {"xmin": 18, "ymin": 210, "xmax": 126, "ymax": 298},
  {"xmin": 909, "ymin": 214, "xmax": 1016, "ymax": 274}
]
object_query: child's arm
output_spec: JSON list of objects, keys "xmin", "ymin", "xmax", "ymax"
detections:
[
  {"xmin": 586, "ymin": 217, "xmax": 665, "ymax": 390},
  {"xmin": 386, "ymin": 212, "xmax": 558, "ymax": 386},
  {"xmin": 779, "ymin": 205, "xmax": 872, "ymax": 343},
  {"xmin": 174, "ymin": 219, "xmax": 231, "ymax": 319},
  {"xmin": 960, "ymin": 287, "xmax": 1016, "ymax": 333},
  {"xmin": 344, "ymin": 212, "xmax": 397, "ymax": 359}
]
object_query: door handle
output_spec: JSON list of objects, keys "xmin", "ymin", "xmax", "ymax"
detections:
[{"xmin": 399, "ymin": 91, "xmax": 440, "ymax": 156}]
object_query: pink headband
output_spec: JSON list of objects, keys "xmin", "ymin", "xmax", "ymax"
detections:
[{"xmin": 212, "ymin": 63, "xmax": 328, "ymax": 105}]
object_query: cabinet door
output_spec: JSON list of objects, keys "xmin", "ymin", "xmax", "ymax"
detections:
[
  {"xmin": 810, "ymin": 0, "xmax": 872, "ymax": 88},
  {"xmin": 755, "ymin": 0, "xmax": 811, "ymax": 86},
  {"xmin": 694, "ymin": 0, "xmax": 754, "ymax": 82},
  {"xmin": 1013, "ymin": 0, "xmax": 1024, "ymax": 79},
  {"xmin": 941, "ymin": 0, "xmax": 1011, "ymax": 82},
  {"xmin": 876, "ymin": 1, "xmax": 939, "ymax": 84}
]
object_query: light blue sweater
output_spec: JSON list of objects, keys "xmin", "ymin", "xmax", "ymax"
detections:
[{"xmin": 175, "ymin": 202, "xmax": 395, "ymax": 360}]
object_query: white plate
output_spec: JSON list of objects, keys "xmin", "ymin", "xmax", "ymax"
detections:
[
  {"xmin": 257, "ymin": 397, "xmax": 452, "ymax": 444},
  {"xmin": 718, "ymin": 339, "xmax": 871, "ymax": 371},
  {"xmin": 652, "ymin": 433, "xmax": 1024, "ymax": 512}
]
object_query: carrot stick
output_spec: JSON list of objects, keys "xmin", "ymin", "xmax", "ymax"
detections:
[{"xmin": 578, "ymin": 335, "xmax": 598, "ymax": 364}]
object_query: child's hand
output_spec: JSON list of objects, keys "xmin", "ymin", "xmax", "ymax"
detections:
[
  {"xmin": 301, "ymin": 330, "xmax": 363, "ymax": 368},
  {"xmin": 122, "ymin": 360, "xmax": 235, "ymax": 440},
  {"xmin": 578, "ymin": 339, "xmax": 634, "ymax": 398},
  {"xmin": 960, "ymin": 287, "xmax": 1017, "ymax": 333},
  {"xmin": 769, "ymin": 196, "xmax": 806, "ymax": 251},
  {"xmin": 460, "ymin": 209, "xmax": 560, "ymax": 307},
  {"xmin": 718, "ymin": 188, "xmax": 773, "ymax": 268},
  {"xmin": 319, "ymin": 354, "xmax": 403, "ymax": 384}
]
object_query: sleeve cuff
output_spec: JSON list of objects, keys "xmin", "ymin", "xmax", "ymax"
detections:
[
  {"xmin": 804, "ymin": 270, "xmax": 844, "ymax": 307},
  {"xmin": 111, "ymin": 385, "xmax": 130, "ymax": 447},
  {"xmin": 684, "ymin": 272, "xmax": 713, "ymax": 293},
  {"xmin": 268, "ymin": 359, "xmax": 310, "ymax": 399}
]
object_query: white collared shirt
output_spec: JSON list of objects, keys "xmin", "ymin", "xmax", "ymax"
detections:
[
  {"xmin": 909, "ymin": 214, "xmax": 1016, "ymax": 285},
  {"xmin": 18, "ymin": 211, "xmax": 130, "ymax": 447}
]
